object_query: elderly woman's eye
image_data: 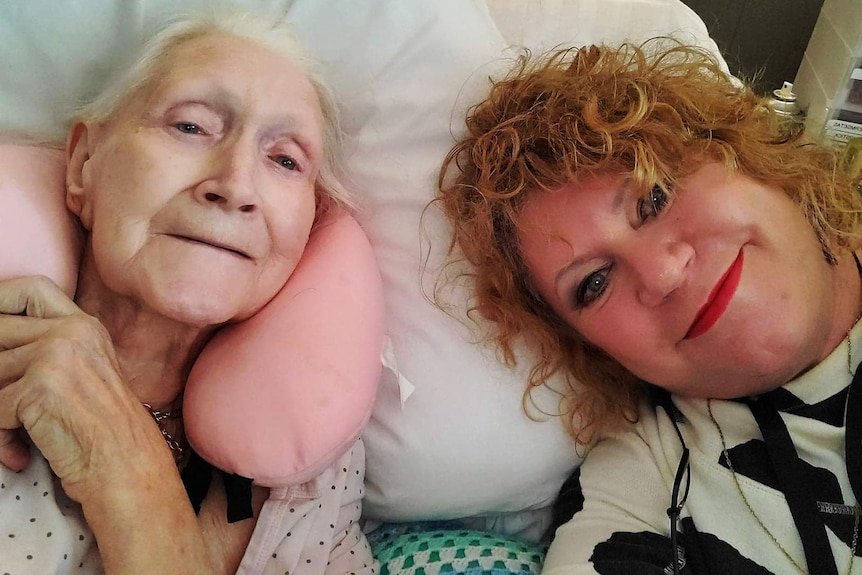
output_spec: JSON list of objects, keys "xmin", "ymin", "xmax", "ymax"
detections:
[
  {"xmin": 273, "ymin": 155, "xmax": 298, "ymax": 171},
  {"xmin": 175, "ymin": 122, "xmax": 203, "ymax": 135},
  {"xmin": 637, "ymin": 184, "xmax": 669, "ymax": 221},
  {"xmin": 575, "ymin": 266, "xmax": 612, "ymax": 308}
]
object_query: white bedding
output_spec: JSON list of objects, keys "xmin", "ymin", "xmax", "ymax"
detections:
[{"xmin": 0, "ymin": 0, "xmax": 723, "ymax": 541}]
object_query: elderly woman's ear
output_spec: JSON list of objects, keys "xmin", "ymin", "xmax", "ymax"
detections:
[{"xmin": 65, "ymin": 121, "xmax": 94, "ymax": 230}]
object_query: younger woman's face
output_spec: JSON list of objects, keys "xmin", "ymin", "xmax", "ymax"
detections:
[{"xmin": 517, "ymin": 163, "xmax": 848, "ymax": 398}]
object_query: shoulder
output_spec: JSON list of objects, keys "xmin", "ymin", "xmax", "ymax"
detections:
[
  {"xmin": 574, "ymin": 392, "xmax": 718, "ymax": 504},
  {"xmin": 589, "ymin": 394, "xmax": 687, "ymax": 462}
]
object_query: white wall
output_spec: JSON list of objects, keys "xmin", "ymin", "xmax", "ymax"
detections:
[{"xmin": 793, "ymin": 0, "xmax": 862, "ymax": 138}]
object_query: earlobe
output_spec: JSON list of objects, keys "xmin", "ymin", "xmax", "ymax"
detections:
[{"xmin": 65, "ymin": 122, "xmax": 94, "ymax": 229}]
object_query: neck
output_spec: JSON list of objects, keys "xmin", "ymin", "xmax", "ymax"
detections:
[
  {"xmin": 74, "ymin": 250, "xmax": 216, "ymax": 409},
  {"xmin": 824, "ymin": 250, "xmax": 862, "ymax": 358}
]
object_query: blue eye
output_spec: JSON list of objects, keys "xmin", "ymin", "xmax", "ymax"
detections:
[
  {"xmin": 637, "ymin": 184, "xmax": 668, "ymax": 221},
  {"xmin": 175, "ymin": 122, "xmax": 203, "ymax": 135},
  {"xmin": 575, "ymin": 266, "xmax": 612, "ymax": 308},
  {"xmin": 273, "ymin": 155, "xmax": 298, "ymax": 171}
]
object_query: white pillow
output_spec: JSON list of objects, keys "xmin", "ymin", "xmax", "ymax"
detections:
[
  {"xmin": 333, "ymin": 0, "xmax": 723, "ymax": 537},
  {"xmin": 486, "ymin": 0, "xmax": 722, "ymax": 58},
  {"xmin": 280, "ymin": 2, "xmax": 585, "ymax": 537},
  {"xmin": 0, "ymin": 0, "xmax": 722, "ymax": 541}
]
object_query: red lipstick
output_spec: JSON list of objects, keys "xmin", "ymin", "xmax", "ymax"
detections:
[{"xmin": 685, "ymin": 251, "xmax": 744, "ymax": 340}]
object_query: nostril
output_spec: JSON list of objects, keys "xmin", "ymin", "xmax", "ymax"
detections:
[
  {"xmin": 204, "ymin": 192, "xmax": 225, "ymax": 203},
  {"xmin": 239, "ymin": 204, "xmax": 256, "ymax": 213}
]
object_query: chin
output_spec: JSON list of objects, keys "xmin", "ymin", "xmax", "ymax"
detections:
[
  {"xmin": 163, "ymin": 307, "xmax": 236, "ymax": 329},
  {"xmin": 143, "ymin": 272, "xmax": 283, "ymax": 327},
  {"xmin": 150, "ymin": 290, "xmax": 245, "ymax": 328}
]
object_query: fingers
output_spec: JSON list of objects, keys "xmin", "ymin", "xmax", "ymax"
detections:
[
  {"xmin": 0, "ymin": 276, "xmax": 79, "ymax": 318},
  {"xmin": 0, "ymin": 345, "xmax": 30, "ymax": 470},
  {"xmin": 0, "ymin": 375, "xmax": 26, "ymax": 430},
  {"xmin": 0, "ymin": 315, "xmax": 56, "ymax": 352},
  {"xmin": 0, "ymin": 428, "xmax": 30, "ymax": 472},
  {"xmin": 0, "ymin": 344, "xmax": 29, "ymax": 387}
]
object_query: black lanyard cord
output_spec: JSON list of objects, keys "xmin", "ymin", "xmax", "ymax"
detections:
[
  {"xmin": 656, "ymin": 388, "xmax": 691, "ymax": 575},
  {"xmin": 747, "ymin": 397, "xmax": 840, "ymax": 575},
  {"xmin": 667, "ymin": 445, "xmax": 691, "ymax": 575},
  {"xmin": 746, "ymin": 355, "xmax": 862, "ymax": 574}
]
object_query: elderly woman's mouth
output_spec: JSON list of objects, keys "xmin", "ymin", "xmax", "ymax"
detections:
[{"xmin": 167, "ymin": 234, "xmax": 252, "ymax": 259}]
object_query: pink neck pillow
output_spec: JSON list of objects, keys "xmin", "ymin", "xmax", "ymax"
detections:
[{"xmin": 0, "ymin": 144, "xmax": 385, "ymax": 488}]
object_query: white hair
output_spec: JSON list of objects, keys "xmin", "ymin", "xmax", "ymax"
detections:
[{"xmin": 76, "ymin": 6, "xmax": 353, "ymax": 210}]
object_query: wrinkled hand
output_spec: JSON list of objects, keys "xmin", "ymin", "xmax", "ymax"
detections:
[{"xmin": 0, "ymin": 276, "xmax": 161, "ymax": 501}]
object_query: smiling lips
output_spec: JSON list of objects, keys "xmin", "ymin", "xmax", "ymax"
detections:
[{"xmin": 685, "ymin": 251, "xmax": 744, "ymax": 340}]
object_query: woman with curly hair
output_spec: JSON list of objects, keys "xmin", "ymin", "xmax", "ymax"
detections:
[{"xmin": 437, "ymin": 40, "xmax": 862, "ymax": 574}]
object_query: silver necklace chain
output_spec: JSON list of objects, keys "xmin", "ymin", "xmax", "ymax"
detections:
[{"xmin": 143, "ymin": 403, "xmax": 185, "ymax": 464}]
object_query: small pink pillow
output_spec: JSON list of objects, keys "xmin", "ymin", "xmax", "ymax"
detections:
[
  {"xmin": 185, "ymin": 210, "xmax": 385, "ymax": 486},
  {"xmin": 0, "ymin": 145, "xmax": 82, "ymax": 296},
  {"xmin": 0, "ymin": 144, "xmax": 385, "ymax": 487}
]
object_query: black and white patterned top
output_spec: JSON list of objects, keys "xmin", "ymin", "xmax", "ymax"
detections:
[{"xmin": 544, "ymin": 324, "xmax": 862, "ymax": 575}]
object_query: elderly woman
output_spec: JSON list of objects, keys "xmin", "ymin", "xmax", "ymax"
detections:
[
  {"xmin": 0, "ymin": 9, "xmax": 374, "ymax": 575},
  {"xmin": 437, "ymin": 41, "xmax": 862, "ymax": 574}
]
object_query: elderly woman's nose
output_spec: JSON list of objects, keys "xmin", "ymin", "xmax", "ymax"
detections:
[
  {"xmin": 632, "ymin": 238, "xmax": 694, "ymax": 307},
  {"xmin": 193, "ymin": 145, "xmax": 260, "ymax": 213}
]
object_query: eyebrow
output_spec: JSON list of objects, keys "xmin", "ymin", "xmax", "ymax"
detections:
[
  {"xmin": 266, "ymin": 119, "xmax": 323, "ymax": 161},
  {"xmin": 160, "ymin": 85, "xmax": 323, "ymax": 161},
  {"xmin": 553, "ymin": 178, "xmax": 628, "ymax": 286}
]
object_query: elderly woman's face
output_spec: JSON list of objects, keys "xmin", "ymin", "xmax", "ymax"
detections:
[
  {"xmin": 517, "ymin": 162, "xmax": 842, "ymax": 399},
  {"xmin": 68, "ymin": 34, "xmax": 322, "ymax": 326}
]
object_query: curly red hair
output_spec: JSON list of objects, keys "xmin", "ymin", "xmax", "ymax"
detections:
[{"xmin": 436, "ymin": 40, "xmax": 862, "ymax": 443}]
